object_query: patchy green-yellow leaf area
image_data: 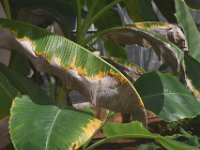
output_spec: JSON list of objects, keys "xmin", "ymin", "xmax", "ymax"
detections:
[
  {"xmin": 16, "ymin": 34, "xmax": 127, "ymax": 84},
  {"xmin": 9, "ymin": 96, "xmax": 102, "ymax": 150},
  {"xmin": 72, "ymin": 119, "xmax": 102, "ymax": 149},
  {"xmin": 0, "ymin": 19, "xmax": 146, "ymax": 116},
  {"xmin": 127, "ymin": 22, "xmax": 169, "ymax": 29}
]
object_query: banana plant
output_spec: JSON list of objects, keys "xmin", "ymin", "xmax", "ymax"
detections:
[{"xmin": 1, "ymin": 0, "xmax": 200, "ymax": 150}]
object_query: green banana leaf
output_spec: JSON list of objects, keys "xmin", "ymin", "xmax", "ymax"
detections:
[
  {"xmin": 0, "ymin": 62, "xmax": 52, "ymax": 119},
  {"xmin": 0, "ymin": 64, "xmax": 101, "ymax": 149},
  {"xmin": 0, "ymin": 18, "xmax": 146, "ymax": 121},
  {"xmin": 174, "ymin": 0, "xmax": 200, "ymax": 98},
  {"xmin": 137, "ymin": 143, "xmax": 161, "ymax": 150},
  {"xmin": 0, "ymin": 72, "xmax": 18, "ymax": 119},
  {"xmin": 0, "ymin": 63, "xmax": 51, "ymax": 104},
  {"xmin": 9, "ymin": 95, "xmax": 101, "ymax": 150},
  {"xmin": 86, "ymin": 121, "xmax": 199, "ymax": 150},
  {"xmin": 123, "ymin": 0, "xmax": 156, "ymax": 22},
  {"xmin": 104, "ymin": 41, "xmax": 127, "ymax": 59},
  {"xmin": 84, "ymin": 0, "xmax": 127, "ymax": 57},
  {"xmin": 184, "ymin": 54, "xmax": 200, "ymax": 99},
  {"xmin": 9, "ymin": 51, "xmax": 30, "ymax": 76},
  {"xmin": 153, "ymin": 0, "xmax": 177, "ymax": 23},
  {"xmin": 85, "ymin": 0, "xmax": 122, "ymax": 30},
  {"xmin": 134, "ymin": 71, "xmax": 200, "ymax": 122},
  {"xmin": 175, "ymin": 0, "xmax": 200, "ymax": 60}
]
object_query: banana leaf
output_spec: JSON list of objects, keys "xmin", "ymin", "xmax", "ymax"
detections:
[
  {"xmin": 103, "ymin": 22, "xmax": 186, "ymax": 72},
  {"xmin": 123, "ymin": 0, "xmax": 157, "ymax": 22},
  {"xmin": 135, "ymin": 71, "xmax": 200, "ymax": 121},
  {"xmin": 86, "ymin": 121, "xmax": 199, "ymax": 150},
  {"xmin": 9, "ymin": 95, "xmax": 101, "ymax": 150},
  {"xmin": 175, "ymin": 0, "xmax": 200, "ymax": 60},
  {"xmin": 0, "ymin": 18, "xmax": 146, "ymax": 122}
]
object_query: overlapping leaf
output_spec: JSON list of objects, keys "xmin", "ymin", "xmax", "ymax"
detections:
[
  {"xmin": 9, "ymin": 95, "xmax": 101, "ymax": 150},
  {"xmin": 134, "ymin": 72, "xmax": 200, "ymax": 121},
  {"xmin": 84, "ymin": 0, "xmax": 126, "ymax": 58},
  {"xmin": 184, "ymin": 54, "xmax": 200, "ymax": 99},
  {"xmin": 175, "ymin": 0, "xmax": 200, "ymax": 60},
  {"xmin": 0, "ymin": 19, "xmax": 146, "ymax": 122},
  {"xmin": 175, "ymin": 0, "xmax": 200, "ymax": 98},
  {"xmin": 103, "ymin": 22, "xmax": 186, "ymax": 72},
  {"xmin": 0, "ymin": 65, "xmax": 101, "ymax": 150},
  {"xmin": 86, "ymin": 121, "xmax": 199, "ymax": 150},
  {"xmin": 85, "ymin": 0, "xmax": 122, "ymax": 30},
  {"xmin": 0, "ymin": 72, "xmax": 18, "ymax": 119},
  {"xmin": 103, "ymin": 57, "xmax": 145, "ymax": 83},
  {"xmin": 9, "ymin": 51, "xmax": 30, "ymax": 76},
  {"xmin": 123, "ymin": 0, "xmax": 156, "ymax": 22},
  {"xmin": 104, "ymin": 41, "xmax": 127, "ymax": 59},
  {"xmin": 0, "ymin": 63, "xmax": 51, "ymax": 104}
]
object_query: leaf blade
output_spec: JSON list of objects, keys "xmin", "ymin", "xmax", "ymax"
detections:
[
  {"xmin": 0, "ymin": 72, "xmax": 18, "ymax": 119},
  {"xmin": 134, "ymin": 72, "xmax": 200, "ymax": 121},
  {"xmin": 0, "ymin": 18, "xmax": 146, "ymax": 121},
  {"xmin": 96, "ymin": 121, "xmax": 199, "ymax": 150},
  {"xmin": 175, "ymin": 0, "xmax": 200, "ymax": 60},
  {"xmin": 9, "ymin": 95, "xmax": 101, "ymax": 150}
]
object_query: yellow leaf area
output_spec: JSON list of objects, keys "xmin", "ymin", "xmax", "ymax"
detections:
[
  {"xmin": 137, "ymin": 67, "xmax": 144, "ymax": 74},
  {"xmin": 14, "ymin": 34, "xmax": 128, "ymax": 84},
  {"xmin": 35, "ymin": 50, "xmax": 128, "ymax": 84},
  {"xmin": 127, "ymin": 22, "xmax": 169, "ymax": 30},
  {"xmin": 124, "ymin": 64, "xmax": 144, "ymax": 74},
  {"xmin": 71, "ymin": 119, "xmax": 101, "ymax": 150}
]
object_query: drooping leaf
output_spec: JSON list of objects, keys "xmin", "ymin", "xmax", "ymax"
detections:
[
  {"xmin": 9, "ymin": 95, "xmax": 101, "ymax": 150},
  {"xmin": 111, "ymin": 57, "xmax": 145, "ymax": 73},
  {"xmin": 104, "ymin": 41, "xmax": 127, "ymax": 59},
  {"xmin": 87, "ymin": 121, "xmax": 199, "ymax": 150},
  {"xmin": 0, "ymin": 62, "xmax": 52, "ymax": 119},
  {"xmin": 0, "ymin": 72, "xmax": 18, "ymax": 119},
  {"xmin": 103, "ymin": 22, "xmax": 186, "ymax": 72},
  {"xmin": 0, "ymin": 19, "xmax": 146, "ymax": 122},
  {"xmin": 103, "ymin": 57, "xmax": 145, "ymax": 83},
  {"xmin": 123, "ymin": 0, "xmax": 157, "ymax": 22},
  {"xmin": 184, "ymin": 54, "xmax": 200, "ymax": 100},
  {"xmin": 134, "ymin": 71, "xmax": 200, "ymax": 122},
  {"xmin": 175, "ymin": 0, "xmax": 200, "ymax": 60},
  {"xmin": 9, "ymin": 51, "xmax": 30, "ymax": 76},
  {"xmin": 0, "ymin": 63, "xmax": 52, "ymax": 104}
]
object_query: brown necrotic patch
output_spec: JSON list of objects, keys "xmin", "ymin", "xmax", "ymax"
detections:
[{"xmin": 0, "ymin": 27, "xmax": 146, "ymax": 125}]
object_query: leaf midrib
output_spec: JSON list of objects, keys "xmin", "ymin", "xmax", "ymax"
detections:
[{"xmin": 45, "ymin": 109, "xmax": 62, "ymax": 150}]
